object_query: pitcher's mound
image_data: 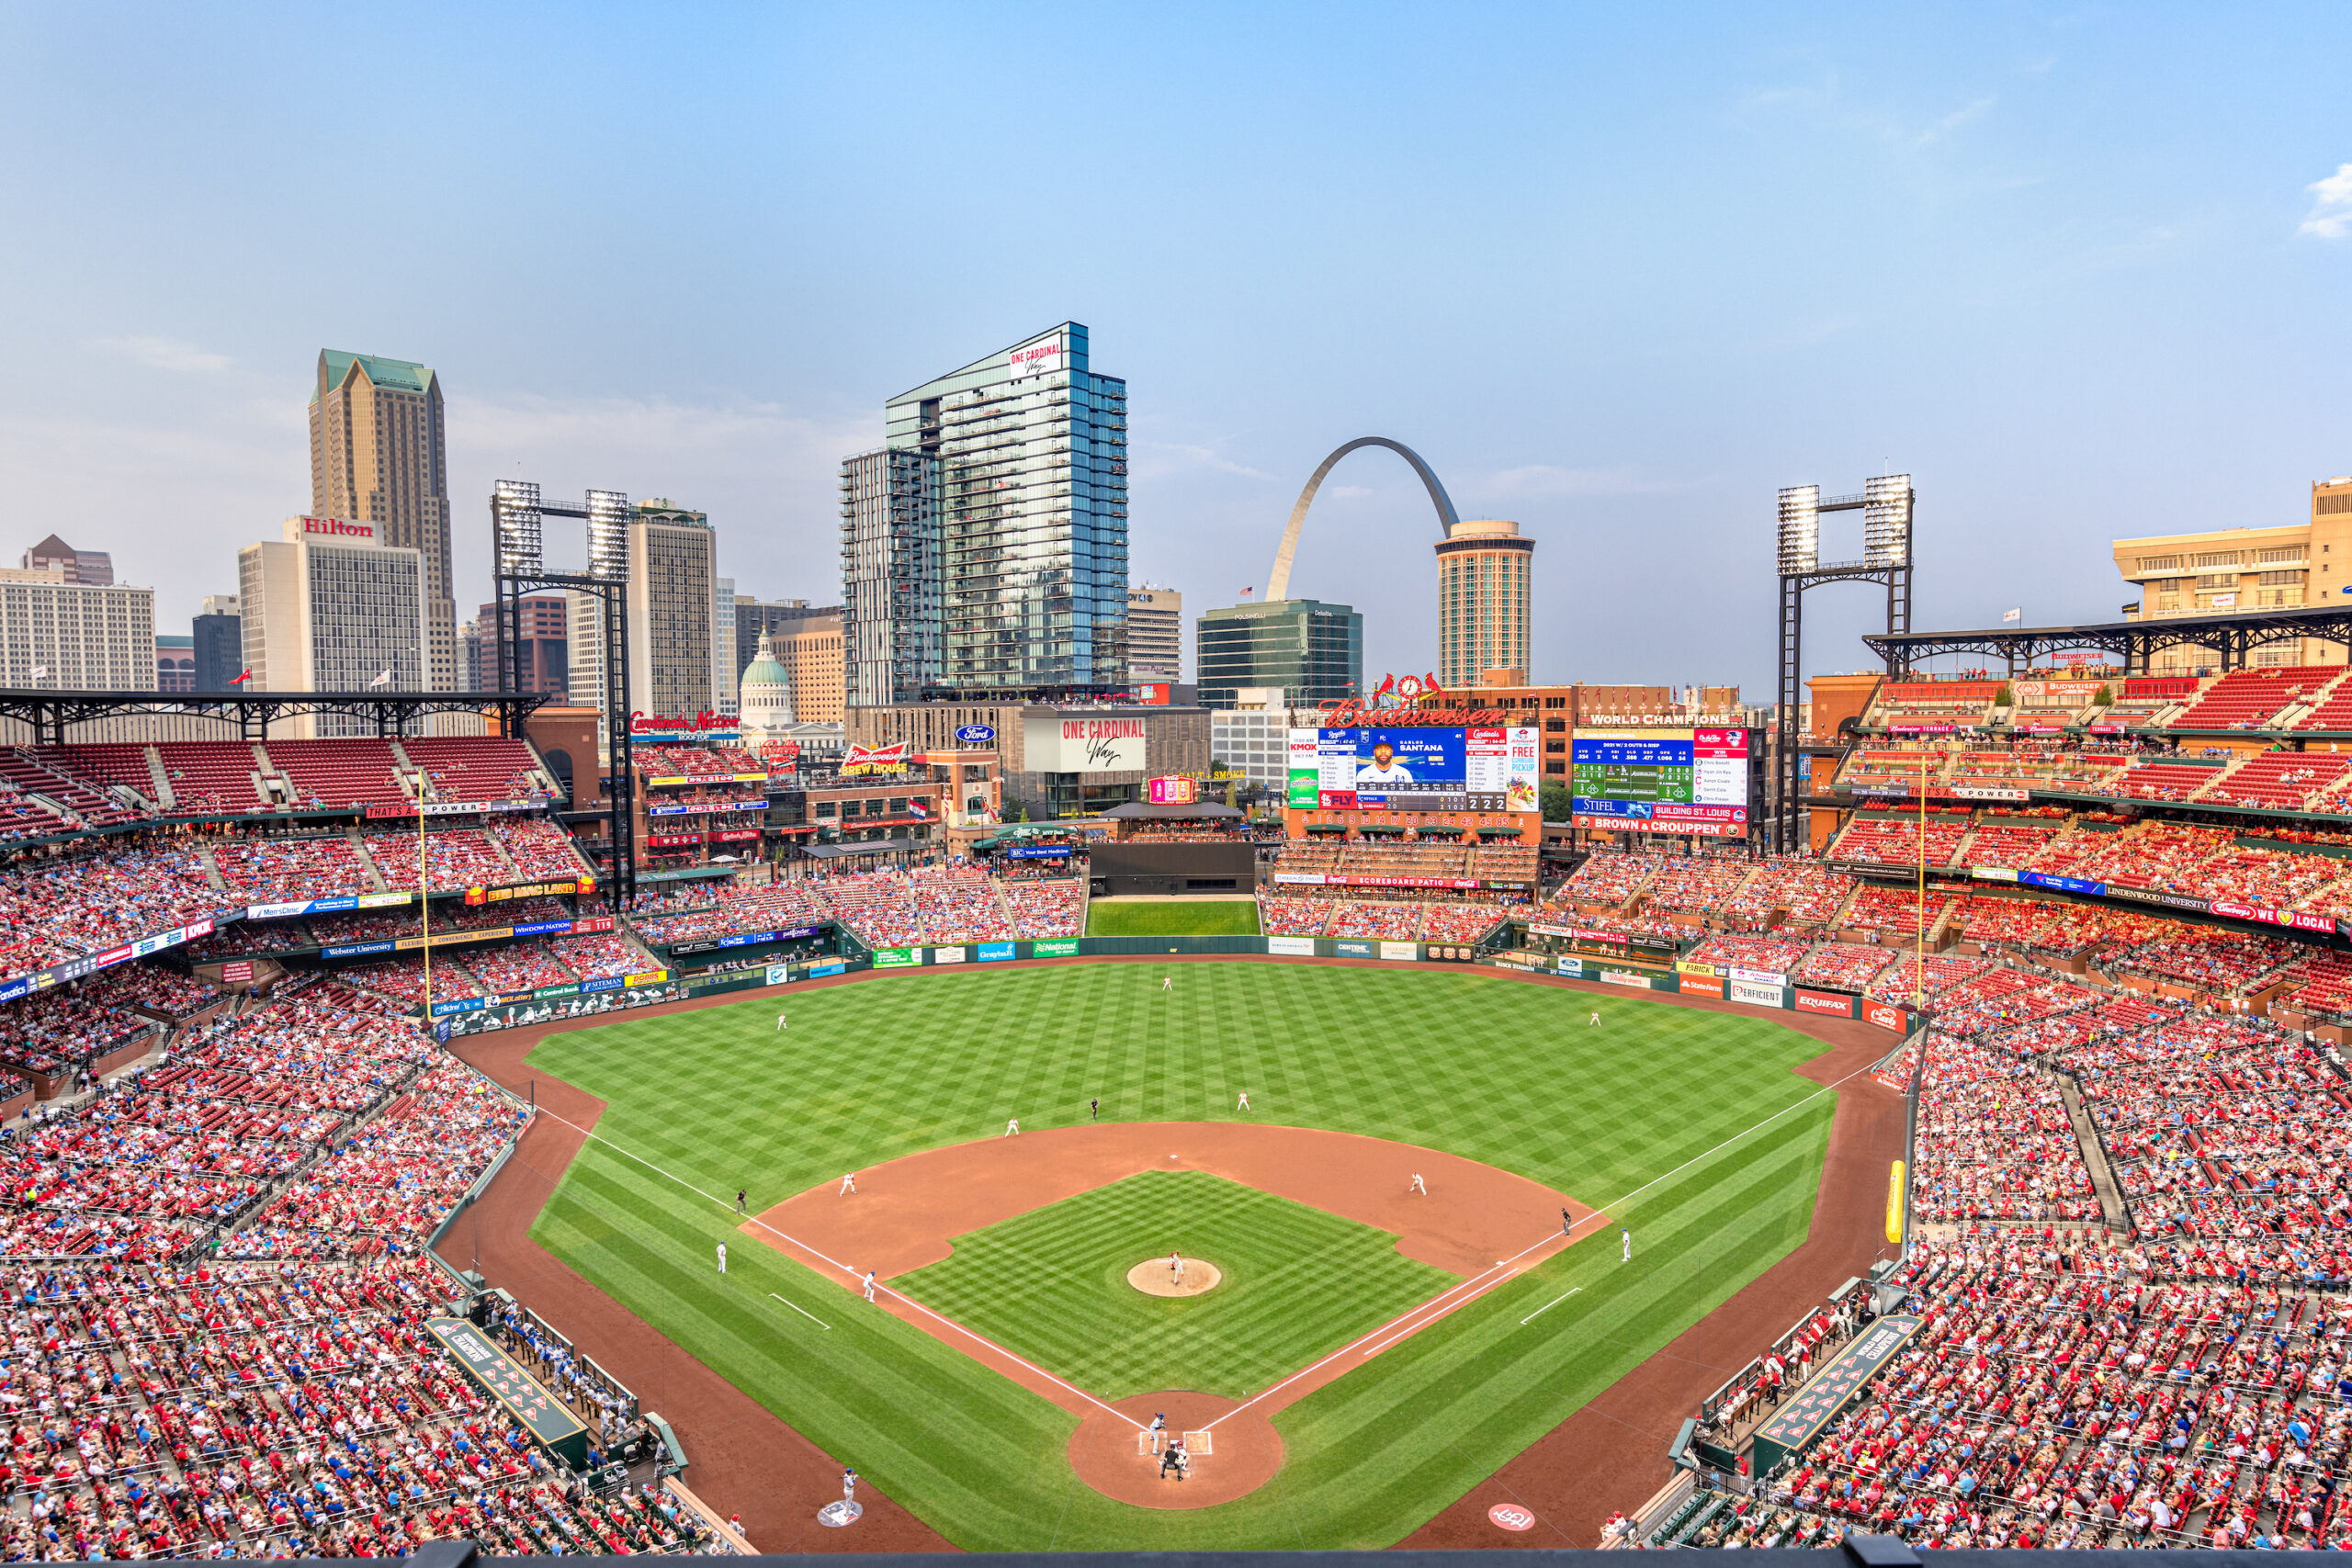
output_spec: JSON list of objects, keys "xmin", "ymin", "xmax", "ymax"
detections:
[{"xmin": 1127, "ymin": 1258, "xmax": 1220, "ymax": 1297}]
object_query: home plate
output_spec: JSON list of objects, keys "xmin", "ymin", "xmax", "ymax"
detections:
[
  {"xmin": 818, "ymin": 1501, "xmax": 863, "ymax": 1527},
  {"xmin": 1183, "ymin": 1429, "xmax": 1213, "ymax": 1455}
]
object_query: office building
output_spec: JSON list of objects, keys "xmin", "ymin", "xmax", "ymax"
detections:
[
  {"xmin": 235, "ymin": 516, "xmax": 426, "ymax": 736},
  {"xmin": 628, "ymin": 500, "xmax": 718, "ymax": 722},
  {"xmin": 475, "ymin": 593, "xmax": 568, "ymax": 695},
  {"xmin": 308, "ymin": 350, "xmax": 458, "ymax": 692},
  {"xmin": 1128, "ymin": 585, "xmax": 1182, "ymax": 681},
  {"xmin": 1209, "ymin": 688, "xmax": 1311, "ymax": 790},
  {"xmin": 712, "ymin": 575, "xmax": 738, "ymax": 718},
  {"xmin": 193, "ymin": 595, "xmax": 243, "ymax": 691},
  {"xmin": 2115, "ymin": 477, "xmax": 2352, "ymax": 673},
  {"xmin": 0, "ymin": 570, "xmax": 153, "ymax": 689},
  {"xmin": 846, "ymin": 321, "xmax": 1127, "ymax": 699},
  {"xmin": 1436, "ymin": 518, "xmax": 1534, "ymax": 690},
  {"xmin": 1194, "ymin": 599, "xmax": 1363, "ymax": 709},
  {"xmin": 733, "ymin": 596, "xmax": 839, "ymax": 686},
  {"xmin": 156, "ymin": 635, "xmax": 195, "ymax": 692},
  {"xmin": 458, "ymin": 618, "xmax": 481, "ymax": 692},
  {"xmin": 839, "ymin": 447, "xmax": 944, "ymax": 705},
  {"xmin": 21, "ymin": 534, "xmax": 113, "ymax": 585},
  {"xmin": 777, "ymin": 614, "xmax": 845, "ymax": 724}
]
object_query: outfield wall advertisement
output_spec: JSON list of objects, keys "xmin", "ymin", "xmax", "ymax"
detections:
[{"xmin": 1286, "ymin": 728, "xmax": 1539, "ymax": 813}]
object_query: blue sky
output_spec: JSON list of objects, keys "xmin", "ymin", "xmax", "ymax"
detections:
[{"xmin": 4, "ymin": 3, "xmax": 2347, "ymax": 694}]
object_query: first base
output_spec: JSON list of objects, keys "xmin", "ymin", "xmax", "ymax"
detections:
[{"xmin": 819, "ymin": 1501, "xmax": 864, "ymax": 1527}]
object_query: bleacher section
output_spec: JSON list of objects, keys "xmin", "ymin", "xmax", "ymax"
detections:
[
  {"xmin": 263, "ymin": 738, "xmax": 413, "ymax": 811},
  {"xmin": 155, "ymin": 741, "xmax": 269, "ymax": 813},
  {"xmin": 402, "ymin": 736, "xmax": 548, "ymax": 802},
  {"xmin": 2167, "ymin": 664, "xmax": 2340, "ymax": 730}
]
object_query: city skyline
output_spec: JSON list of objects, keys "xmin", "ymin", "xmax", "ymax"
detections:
[{"xmin": 5, "ymin": 6, "xmax": 2349, "ymax": 693}]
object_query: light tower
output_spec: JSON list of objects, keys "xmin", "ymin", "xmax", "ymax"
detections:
[{"xmin": 1772, "ymin": 474, "xmax": 1914, "ymax": 853}]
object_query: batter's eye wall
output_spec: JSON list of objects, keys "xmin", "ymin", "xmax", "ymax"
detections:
[{"xmin": 1089, "ymin": 841, "xmax": 1257, "ymax": 895}]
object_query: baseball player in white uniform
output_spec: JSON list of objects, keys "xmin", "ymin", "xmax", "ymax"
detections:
[
  {"xmin": 1589, "ymin": 1010, "xmax": 1600, "ymax": 1026},
  {"xmin": 1408, "ymin": 1173, "xmax": 1427, "ymax": 1195},
  {"xmin": 776, "ymin": 1010, "xmax": 787, "ymax": 1032},
  {"xmin": 1236, "ymin": 1090, "xmax": 1250, "ymax": 1111},
  {"xmin": 864, "ymin": 1270, "xmax": 877, "ymax": 1302},
  {"xmin": 1169, "ymin": 1250, "xmax": 1182, "ymax": 1284},
  {"xmin": 1005, "ymin": 1117, "xmax": 1020, "ymax": 1136},
  {"xmin": 840, "ymin": 1172, "xmax": 857, "ymax": 1195},
  {"xmin": 717, "ymin": 1243, "xmax": 727, "ymax": 1274},
  {"xmin": 1161, "ymin": 975, "xmax": 1172, "ymax": 992},
  {"xmin": 1623, "ymin": 1227, "xmax": 1632, "ymax": 1262}
]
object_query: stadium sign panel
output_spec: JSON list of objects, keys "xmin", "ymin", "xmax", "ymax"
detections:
[
  {"xmin": 424, "ymin": 1318, "xmax": 590, "ymax": 1467},
  {"xmin": 1148, "ymin": 775, "xmax": 1199, "ymax": 805},
  {"xmin": 1023, "ymin": 712, "xmax": 1147, "ymax": 774},
  {"xmin": 956, "ymin": 724, "xmax": 998, "ymax": 746},
  {"xmin": 1031, "ymin": 939, "xmax": 1080, "ymax": 957},
  {"xmin": 1570, "ymin": 728, "xmax": 1753, "ymax": 839}
]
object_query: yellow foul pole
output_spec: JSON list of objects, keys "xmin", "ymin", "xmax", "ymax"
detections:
[
  {"xmin": 419, "ymin": 799, "xmax": 432, "ymax": 1015},
  {"xmin": 1915, "ymin": 750, "xmax": 1927, "ymax": 1006}
]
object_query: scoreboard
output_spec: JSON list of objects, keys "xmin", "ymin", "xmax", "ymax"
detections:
[{"xmin": 1571, "ymin": 727, "xmax": 1753, "ymax": 838}]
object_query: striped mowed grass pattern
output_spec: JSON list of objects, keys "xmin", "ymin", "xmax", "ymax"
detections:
[
  {"xmin": 526, "ymin": 960, "xmax": 1836, "ymax": 1550},
  {"xmin": 895, "ymin": 1168, "xmax": 1456, "ymax": 1399}
]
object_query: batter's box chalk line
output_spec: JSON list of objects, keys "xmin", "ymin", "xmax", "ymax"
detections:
[{"xmin": 1183, "ymin": 1428, "xmax": 1214, "ymax": 1455}]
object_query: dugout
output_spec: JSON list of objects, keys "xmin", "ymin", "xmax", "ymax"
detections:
[{"xmin": 1090, "ymin": 802, "xmax": 1254, "ymax": 895}]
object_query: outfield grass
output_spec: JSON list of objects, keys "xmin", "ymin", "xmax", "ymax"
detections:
[
  {"xmin": 526, "ymin": 960, "xmax": 1836, "ymax": 1550},
  {"xmin": 1086, "ymin": 897, "xmax": 1261, "ymax": 936},
  {"xmin": 896, "ymin": 1168, "xmax": 1454, "ymax": 1398}
]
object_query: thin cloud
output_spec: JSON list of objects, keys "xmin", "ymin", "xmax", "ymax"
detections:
[
  {"xmin": 1130, "ymin": 441, "xmax": 1276, "ymax": 482},
  {"xmin": 1478, "ymin": 464, "xmax": 1700, "ymax": 501},
  {"xmin": 2300, "ymin": 164, "xmax": 2352, "ymax": 240},
  {"xmin": 87, "ymin": 334, "xmax": 233, "ymax": 374}
]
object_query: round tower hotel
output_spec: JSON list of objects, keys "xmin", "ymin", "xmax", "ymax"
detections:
[{"xmin": 1436, "ymin": 518, "xmax": 1533, "ymax": 688}]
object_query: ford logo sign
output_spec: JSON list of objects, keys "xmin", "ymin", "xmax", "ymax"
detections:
[{"xmin": 956, "ymin": 725, "xmax": 997, "ymax": 745}]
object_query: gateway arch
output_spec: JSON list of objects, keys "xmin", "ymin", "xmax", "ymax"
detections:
[{"xmin": 1264, "ymin": 437, "xmax": 1461, "ymax": 602}]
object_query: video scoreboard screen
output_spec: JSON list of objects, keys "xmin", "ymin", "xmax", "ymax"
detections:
[
  {"xmin": 1571, "ymin": 727, "xmax": 1753, "ymax": 838},
  {"xmin": 1287, "ymin": 728, "xmax": 1540, "ymax": 812}
]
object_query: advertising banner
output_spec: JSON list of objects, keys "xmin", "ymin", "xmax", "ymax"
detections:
[
  {"xmin": 1378, "ymin": 941, "xmax": 1419, "ymax": 962},
  {"xmin": 765, "ymin": 964, "xmax": 790, "ymax": 987},
  {"xmin": 1023, "ymin": 713, "xmax": 1146, "ymax": 774},
  {"xmin": 956, "ymin": 725, "xmax": 997, "ymax": 746},
  {"xmin": 1008, "ymin": 845, "xmax": 1071, "ymax": 860},
  {"xmin": 1336, "ymin": 940, "xmax": 1376, "ymax": 959},
  {"xmin": 1555, "ymin": 955, "xmax": 1585, "ymax": 978},
  {"xmin": 1267, "ymin": 935, "xmax": 1318, "ymax": 956},
  {"xmin": 1729, "ymin": 966, "xmax": 1788, "ymax": 987},
  {"xmin": 221, "ymin": 960, "xmax": 254, "ymax": 983},
  {"xmin": 666, "ymin": 925, "xmax": 823, "ymax": 956},
  {"xmin": 623, "ymin": 969, "xmax": 672, "ymax": 987},
  {"xmin": 977, "ymin": 942, "xmax": 1015, "ymax": 962},
  {"xmin": 1865, "ymin": 1001, "xmax": 1907, "ymax": 1031},
  {"xmin": 2021, "ymin": 871, "xmax": 2106, "ymax": 897},
  {"xmin": 1148, "ymin": 776, "xmax": 1198, "ymax": 805},
  {"xmin": 872, "ymin": 948, "xmax": 919, "ymax": 968},
  {"xmin": 1795, "ymin": 989, "xmax": 1857, "ymax": 1018},
  {"xmin": 1731, "ymin": 979, "xmax": 1786, "ymax": 1009},
  {"xmin": 2107, "ymin": 886, "xmax": 2211, "ymax": 914},
  {"xmin": 1031, "ymin": 939, "xmax": 1080, "ymax": 958},
  {"xmin": 365, "ymin": 798, "xmax": 548, "ymax": 819},
  {"xmin": 841, "ymin": 742, "xmax": 913, "ymax": 775},
  {"xmin": 1600, "ymin": 967, "xmax": 1656, "ymax": 987},
  {"xmin": 1971, "ymin": 866, "xmax": 2021, "ymax": 882},
  {"xmin": 1674, "ymin": 960, "xmax": 1720, "ymax": 978},
  {"xmin": 933, "ymin": 946, "xmax": 967, "ymax": 964},
  {"xmin": 646, "ymin": 798, "xmax": 765, "ymax": 818},
  {"xmin": 2012, "ymin": 680, "xmax": 2106, "ymax": 702},
  {"xmin": 1290, "ymin": 727, "xmax": 1539, "ymax": 812},
  {"xmin": 2209, "ymin": 900, "xmax": 2334, "ymax": 933},
  {"xmin": 1678, "ymin": 975, "xmax": 1724, "ymax": 999},
  {"xmin": 643, "ymin": 773, "xmax": 769, "ymax": 789}
]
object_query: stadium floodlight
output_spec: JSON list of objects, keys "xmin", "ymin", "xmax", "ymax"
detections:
[
  {"xmin": 492, "ymin": 479, "xmax": 543, "ymax": 578},
  {"xmin": 1777, "ymin": 486, "xmax": 1820, "ymax": 575},
  {"xmin": 587, "ymin": 489, "xmax": 632, "ymax": 581},
  {"xmin": 1863, "ymin": 474, "xmax": 1913, "ymax": 568}
]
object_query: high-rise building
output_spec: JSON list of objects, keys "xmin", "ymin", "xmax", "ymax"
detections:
[
  {"xmin": 236, "ymin": 516, "xmax": 426, "ymax": 735},
  {"xmin": 2115, "ymin": 477, "xmax": 2352, "ymax": 673},
  {"xmin": 844, "ymin": 322, "xmax": 1128, "ymax": 701},
  {"xmin": 1436, "ymin": 518, "xmax": 1534, "ymax": 689},
  {"xmin": 839, "ymin": 447, "xmax": 944, "ymax": 705},
  {"xmin": 156, "ymin": 635, "xmax": 196, "ymax": 692},
  {"xmin": 1128, "ymin": 585, "xmax": 1182, "ymax": 682},
  {"xmin": 0, "ymin": 569, "xmax": 153, "ymax": 688},
  {"xmin": 732, "ymin": 596, "xmax": 838, "ymax": 688},
  {"xmin": 21, "ymin": 534, "xmax": 114, "ymax": 585},
  {"xmin": 628, "ymin": 500, "xmax": 718, "ymax": 721},
  {"xmin": 193, "ymin": 595, "xmax": 243, "ymax": 691},
  {"xmin": 1194, "ymin": 599, "xmax": 1363, "ymax": 710},
  {"xmin": 776, "ymin": 613, "xmax": 845, "ymax": 724},
  {"xmin": 712, "ymin": 575, "xmax": 738, "ymax": 717},
  {"xmin": 308, "ymin": 350, "xmax": 458, "ymax": 692},
  {"xmin": 476, "ymin": 595, "xmax": 569, "ymax": 694}
]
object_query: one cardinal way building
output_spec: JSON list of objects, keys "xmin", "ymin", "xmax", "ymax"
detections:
[{"xmin": 237, "ymin": 516, "xmax": 427, "ymax": 738}]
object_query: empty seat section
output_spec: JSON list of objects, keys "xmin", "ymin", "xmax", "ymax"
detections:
[
  {"xmin": 401, "ymin": 737, "xmax": 545, "ymax": 801},
  {"xmin": 156, "ymin": 742, "xmax": 269, "ymax": 813},
  {"xmin": 264, "ymin": 739, "xmax": 409, "ymax": 809}
]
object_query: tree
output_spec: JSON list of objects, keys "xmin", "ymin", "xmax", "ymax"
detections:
[{"xmin": 1540, "ymin": 777, "xmax": 1573, "ymax": 823}]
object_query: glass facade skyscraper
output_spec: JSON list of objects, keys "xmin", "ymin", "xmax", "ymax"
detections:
[
  {"xmin": 838, "ymin": 447, "xmax": 944, "ymax": 705},
  {"xmin": 868, "ymin": 323, "xmax": 1128, "ymax": 697},
  {"xmin": 1194, "ymin": 599, "xmax": 1363, "ymax": 709}
]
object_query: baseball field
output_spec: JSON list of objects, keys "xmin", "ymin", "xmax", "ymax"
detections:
[{"xmin": 520, "ymin": 959, "xmax": 1839, "ymax": 1550}]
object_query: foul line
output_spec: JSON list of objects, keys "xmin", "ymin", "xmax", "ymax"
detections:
[
  {"xmin": 536, "ymin": 1052, "xmax": 1882, "ymax": 1438},
  {"xmin": 529, "ymin": 1105, "xmax": 1144, "ymax": 1429},
  {"xmin": 768, "ymin": 1292, "xmax": 831, "ymax": 1331},
  {"xmin": 1521, "ymin": 1286, "xmax": 1580, "ymax": 1325},
  {"xmin": 1360, "ymin": 1268, "xmax": 1520, "ymax": 1357}
]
